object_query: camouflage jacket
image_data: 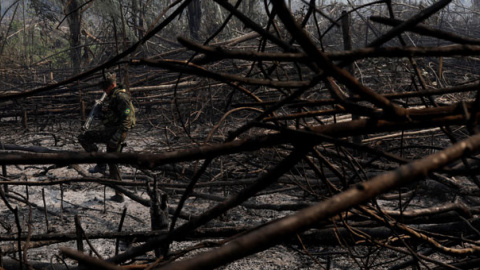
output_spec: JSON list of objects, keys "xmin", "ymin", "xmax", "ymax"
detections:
[{"xmin": 103, "ymin": 86, "xmax": 136, "ymax": 133}]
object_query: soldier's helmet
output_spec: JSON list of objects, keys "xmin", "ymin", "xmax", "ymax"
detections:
[{"xmin": 101, "ymin": 72, "xmax": 116, "ymax": 89}]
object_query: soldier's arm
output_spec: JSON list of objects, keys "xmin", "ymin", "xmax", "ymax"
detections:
[
  {"xmin": 109, "ymin": 95, "xmax": 134, "ymax": 147},
  {"xmin": 117, "ymin": 95, "xmax": 134, "ymax": 131}
]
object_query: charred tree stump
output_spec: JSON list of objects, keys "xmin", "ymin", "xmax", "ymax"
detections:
[
  {"xmin": 148, "ymin": 179, "xmax": 169, "ymax": 258},
  {"xmin": 341, "ymin": 10, "xmax": 361, "ymax": 146},
  {"xmin": 115, "ymin": 207, "xmax": 128, "ymax": 256},
  {"xmin": 1, "ymin": 164, "xmax": 5, "ymax": 194},
  {"xmin": 1, "ymin": 140, "xmax": 6, "ymax": 194},
  {"xmin": 74, "ymin": 215, "xmax": 85, "ymax": 269},
  {"xmin": 22, "ymin": 109, "xmax": 27, "ymax": 130},
  {"xmin": 74, "ymin": 215, "xmax": 84, "ymax": 252},
  {"xmin": 81, "ymin": 100, "xmax": 86, "ymax": 122}
]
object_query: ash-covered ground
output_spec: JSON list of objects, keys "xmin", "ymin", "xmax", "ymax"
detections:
[
  {"xmin": 0, "ymin": 123, "xmax": 331, "ymax": 270},
  {"xmin": 0, "ymin": 122, "xmax": 469, "ymax": 270}
]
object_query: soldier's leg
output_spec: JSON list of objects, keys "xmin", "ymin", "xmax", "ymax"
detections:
[
  {"xmin": 78, "ymin": 130, "xmax": 103, "ymax": 152},
  {"xmin": 79, "ymin": 129, "xmax": 113, "ymax": 173},
  {"xmin": 107, "ymin": 131, "xmax": 128, "ymax": 202},
  {"xmin": 106, "ymin": 131, "xmax": 127, "ymax": 178}
]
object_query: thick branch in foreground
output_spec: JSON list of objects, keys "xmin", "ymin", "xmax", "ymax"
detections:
[{"xmin": 154, "ymin": 134, "xmax": 480, "ymax": 270}]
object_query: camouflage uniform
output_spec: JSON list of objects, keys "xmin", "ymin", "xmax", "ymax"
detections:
[{"xmin": 78, "ymin": 86, "xmax": 135, "ymax": 157}]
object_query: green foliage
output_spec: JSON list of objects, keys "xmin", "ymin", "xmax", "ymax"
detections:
[{"xmin": 0, "ymin": 17, "xmax": 70, "ymax": 68}]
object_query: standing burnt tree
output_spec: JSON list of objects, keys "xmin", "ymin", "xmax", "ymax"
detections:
[
  {"xmin": 2, "ymin": 0, "xmax": 480, "ymax": 269},
  {"xmin": 187, "ymin": 0, "xmax": 201, "ymax": 41},
  {"xmin": 63, "ymin": 0, "xmax": 83, "ymax": 74}
]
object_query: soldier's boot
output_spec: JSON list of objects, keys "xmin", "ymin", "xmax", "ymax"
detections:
[
  {"xmin": 110, "ymin": 193, "xmax": 125, "ymax": 203},
  {"xmin": 88, "ymin": 164, "xmax": 107, "ymax": 174},
  {"xmin": 108, "ymin": 162, "xmax": 124, "ymax": 203}
]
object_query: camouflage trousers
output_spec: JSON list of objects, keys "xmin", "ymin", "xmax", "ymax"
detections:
[
  {"xmin": 78, "ymin": 127, "xmax": 128, "ymax": 183},
  {"xmin": 78, "ymin": 127, "xmax": 127, "ymax": 153}
]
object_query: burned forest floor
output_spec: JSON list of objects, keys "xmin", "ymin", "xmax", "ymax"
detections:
[
  {"xmin": 0, "ymin": 121, "xmax": 325, "ymax": 269},
  {"xmin": 1, "ymin": 120, "xmax": 479, "ymax": 270}
]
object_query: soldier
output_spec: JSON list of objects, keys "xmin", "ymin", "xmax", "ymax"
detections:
[{"xmin": 78, "ymin": 72, "xmax": 135, "ymax": 202}]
